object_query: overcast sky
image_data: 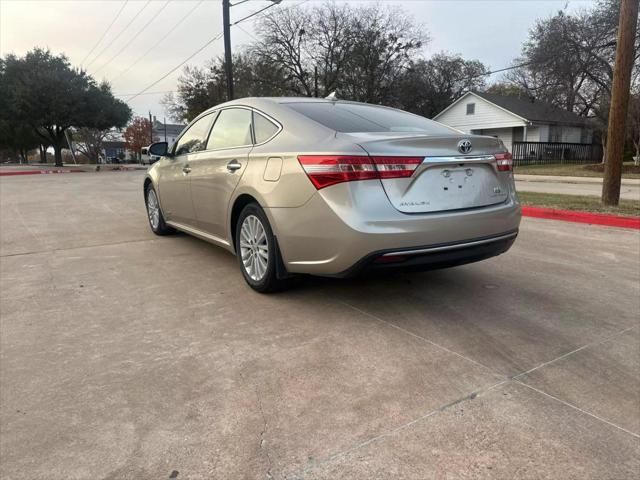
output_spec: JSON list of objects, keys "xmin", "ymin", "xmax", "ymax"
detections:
[{"xmin": 1, "ymin": 0, "xmax": 597, "ymax": 120}]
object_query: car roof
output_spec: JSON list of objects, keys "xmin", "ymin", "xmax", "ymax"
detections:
[{"xmin": 210, "ymin": 97, "xmax": 370, "ymax": 110}]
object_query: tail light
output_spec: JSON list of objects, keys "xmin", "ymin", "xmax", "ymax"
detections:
[
  {"xmin": 297, "ymin": 156, "xmax": 377, "ymax": 189},
  {"xmin": 370, "ymin": 156, "xmax": 422, "ymax": 178},
  {"xmin": 494, "ymin": 152, "xmax": 513, "ymax": 172},
  {"xmin": 298, "ymin": 155, "xmax": 423, "ymax": 189}
]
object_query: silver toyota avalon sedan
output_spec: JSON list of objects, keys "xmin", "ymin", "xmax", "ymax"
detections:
[{"xmin": 144, "ymin": 97, "xmax": 521, "ymax": 292}]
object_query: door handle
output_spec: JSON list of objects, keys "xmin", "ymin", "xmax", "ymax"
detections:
[
  {"xmin": 182, "ymin": 166, "xmax": 191, "ymax": 175},
  {"xmin": 227, "ymin": 160, "xmax": 242, "ymax": 172}
]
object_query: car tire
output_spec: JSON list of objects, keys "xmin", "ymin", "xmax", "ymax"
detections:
[
  {"xmin": 235, "ymin": 203, "xmax": 288, "ymax": 293},
  {"xmin": 145, "ymin": 184, "xmax": 174, "ymax": 235}
]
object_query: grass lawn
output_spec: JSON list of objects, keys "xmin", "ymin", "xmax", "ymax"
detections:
[
  {"xmin": 518, "ymin": 191, "xmax": 640, "ymax": 217},
  {"xmin": 515, "ymin": 162, "xmax": 640, "ymax": 179}
]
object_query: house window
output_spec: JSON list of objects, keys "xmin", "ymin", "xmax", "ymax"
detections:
[
  {"xmin": 580, "ymin": 128, "xmax": 591, "ymax": 144},
  {"xmin": 549, "ymin": 125, "xmax": 563, "ymax": 142},
  {"xmin": 466, "ymin": 103, "xmax": 475, "ymax": 115}
]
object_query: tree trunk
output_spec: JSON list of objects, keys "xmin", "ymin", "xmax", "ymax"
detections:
[
  {"xmin": 53, "ymin": 143, "xmax": 63, "ymax": 167},
  {"xmin": 39, "ymin": 144, "xmax": 47, "ymax": 163}
]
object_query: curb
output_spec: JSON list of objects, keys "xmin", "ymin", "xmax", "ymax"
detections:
[
  {"xmin": 0, "ymin": 169, "xmax": 85, "ymax": 176},
  {"xmin": 0, "ymin": 166, "xmax": 146, "ymax": 176},
  {"xmin": 522, "ymin": 206, "xmax": 640, "ymax": 230}
]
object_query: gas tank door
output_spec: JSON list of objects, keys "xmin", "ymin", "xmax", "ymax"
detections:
[{"xmin": 263, "ymin": 157, "xmax": 283, "ymax": 182}]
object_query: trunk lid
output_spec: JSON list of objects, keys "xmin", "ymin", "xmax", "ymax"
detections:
[{"xmin": 348, "ymin": 133, "xmax": 511, "ymax": 214}]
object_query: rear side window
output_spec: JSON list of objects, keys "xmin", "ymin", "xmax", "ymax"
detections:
[
  {"xmin": 253, "ymin": 111, "xmax": 279, "ymax": 144},
  {"xmin": 286, "ymin": 102, "xmax": 456, "ymax": 134},
  {"xmin": 206, "ymin": 108, "xmax": 253, "ymax": 150},
  {"xmin": 173, "ymin": 113, "xmax": 214, "ymax": 155}
]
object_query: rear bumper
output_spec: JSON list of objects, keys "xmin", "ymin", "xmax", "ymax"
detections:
[
  {"xmin": 333, "ymin": 230, "xmax": 518, "ymax": 278},
  {"xmin": 266, "ymin": 180, "xmax": 521, "ymax": 275}
]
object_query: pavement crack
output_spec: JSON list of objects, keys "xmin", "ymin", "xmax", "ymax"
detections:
[
  {"xmin": 337, "ymin": 299, "xmax": 502, "ymax": 378},
  {"xmin": 255, "ymin": 386, "xmax": 274, "ymax": 480},
  {"xmin": 287, "ymin": 379, "xmax": 509, "ymax": 480},
  {"xmin": 516, "ymin": 380, "xmax": 640, "ymax": 439},
  {"xmin": 510, "ymin": 324, "xmax": 638, "ymax": 381}
]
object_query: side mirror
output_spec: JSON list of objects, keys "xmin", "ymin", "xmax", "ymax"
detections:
[{"xmin": 148, "ymin": 142, "xmax": 169, "ymax": 157}]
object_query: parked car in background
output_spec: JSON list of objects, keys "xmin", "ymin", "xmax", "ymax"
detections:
[
  {"xmin": 140, "ymin": 147, "xmax": 160, "ymax": 165},
  {"xmin": 143, "ymin": 98, "xmax": 521, "ymax": 292}
]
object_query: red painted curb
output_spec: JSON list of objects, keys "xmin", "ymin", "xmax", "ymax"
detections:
[
  {"xmin": 522, "ymin": 205, "xmax": 640, "ymax": 229},
  {"xmin": 0, "ymin": 169, "xmax": 85, "ymax": 176}
]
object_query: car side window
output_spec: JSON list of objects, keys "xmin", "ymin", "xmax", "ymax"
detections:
[
  {"xmin": 173, "ymin": 113, "xmax": 214, "ymax": 156},
  {"xmin": 206, "ymin": 108, "xmax": 253, "ymax": 150},
  {"xmin": 253, "ymin": 111, "xmax": 279, "ymax": 144}
]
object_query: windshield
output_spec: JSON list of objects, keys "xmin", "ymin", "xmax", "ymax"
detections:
[{"xmin": 286, "ymin": 102, "xmax": 456, "ymax": 134}]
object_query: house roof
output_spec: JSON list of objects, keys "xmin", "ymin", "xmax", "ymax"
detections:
[
  {"xmin": 152, "ymin": 120, "xmax": 185, "ymax": 137},
  {"xmin": 471, "ymin": 91, "xmax": 589, "ymax": 126}
]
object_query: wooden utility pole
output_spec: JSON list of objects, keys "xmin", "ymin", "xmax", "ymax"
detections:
[
  {"xmin": 148, "ymin": 112, "xmax": 154, "ymax": 143},
  {"xmin": 222, "ymin": 0, "xmax": 234, "ymax": 101},
  {"xmin": 602, "ymin": 0, "xmax": 639, "ymax": 205}
]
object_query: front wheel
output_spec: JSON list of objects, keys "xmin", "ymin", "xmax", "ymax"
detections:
[
  {"xmin": 145, "ymin": 185, "xmax": 174, "ymax": 235},
  {"xmin": 235, "ymin": 203, "xmax": 288, "ymax": 293}
]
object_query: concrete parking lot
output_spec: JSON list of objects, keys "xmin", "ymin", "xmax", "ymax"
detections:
[{"xmin": 1, "ymin": 171, "xmax": 639, "ymax": 479}]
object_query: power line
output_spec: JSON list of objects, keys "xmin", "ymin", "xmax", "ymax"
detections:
[
  {"xmin": 80, "ymin": 0, "xmax": 129, "ymax": 67},
  {"xmin": 124, "ymin": 32, "xmax": 224, "ymax": 101},
  {"xmin": 122, "ymin": 0, "xmax": 307, "ymax": 103},
  {"xmin": 93, "ymin": 0, "xmax": 172, "ymax": 76},
  {"xmin": 477, "ymin": 60, "xmax": 536, "ymax": 79},
  {"xmin": 235, "ymin": 23, "xmax": 259, "ymax": 42},
  {"xmin": 231, "ymin": 0, "xmax": 282, "ymax": 26},
  {"xmin": 85, "ymin": 0, "xmax": 152, "ymax": 69},
  {"xmin": 110, "ymin": 0, "xmax": 205, "ymax": 83},
  {"xmin": 115, "ymin": 90, "xmax": 177, "ymax": 97}
]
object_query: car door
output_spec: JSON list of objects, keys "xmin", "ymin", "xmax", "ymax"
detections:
[
  {"xmin": 189, "ymin": 107, "xmax": 254, "ymax": 239},
  {"xmin": 156, "ymin": 113, "xmax": 215, "ymax": 226}
]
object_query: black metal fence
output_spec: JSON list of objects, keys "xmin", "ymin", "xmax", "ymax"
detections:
[{"xmin": 511, "ymin": 142, "xmax": 603, "ymax": 166}]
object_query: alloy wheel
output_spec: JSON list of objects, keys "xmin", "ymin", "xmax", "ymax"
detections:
[
  {"xmin": 240, "ymin": 215, "xmax": 269, "ymax": 281},
  {"xmin": 147, "ymin": 189, "xmax": 160, "ymax": 230}
]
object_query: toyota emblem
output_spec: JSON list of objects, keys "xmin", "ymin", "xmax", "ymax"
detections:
[{"xmin": 457, "ymin": 139, "xmax": 473, "ymax": 154}]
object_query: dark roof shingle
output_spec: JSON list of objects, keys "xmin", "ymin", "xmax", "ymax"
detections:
[{"xmin": 474, "ymin": 91, "xmax": 588, "ymax": 126}]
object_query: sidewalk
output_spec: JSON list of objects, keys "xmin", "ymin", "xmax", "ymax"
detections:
[{"xmin": 515, "ymin": 174, "xmax": 640, "ymax": 186}]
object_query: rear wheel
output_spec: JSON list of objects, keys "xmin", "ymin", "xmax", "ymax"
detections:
[
  {"xmin": 236, "ymin": 203, "xmax": 287, "ymax": 293},
  {"xmin": 145, "ymin": 185, "xmax": 174, "ymax": 235}
]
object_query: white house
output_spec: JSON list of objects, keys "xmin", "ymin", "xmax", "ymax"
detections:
[
  {"xmin": 152, "ymin": 117, "xmax": 185, "ymax": 147},
  {"xmin": 434, "ymin": 91, "xmax": 594, "ymax": 153}
]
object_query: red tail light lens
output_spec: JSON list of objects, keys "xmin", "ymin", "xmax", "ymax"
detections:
[
  {"xmin": 298, "ymin": 155, "xmax": 423, "ymax": 189},
  {"xmin": 494, "ymin": 152, "xmax": 513, "ymax": 172},
  {"xmin": 297, "ymin": 156, "xmax": 377, "ymax": 189},
  {"xmin": 370, "ymin": 156, "xmax": 423, "ymax": 178}
]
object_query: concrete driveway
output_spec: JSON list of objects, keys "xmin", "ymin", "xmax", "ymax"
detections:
[{"xmin": 1, "ymin": 171, "xmax": 639, "ymax": 479}]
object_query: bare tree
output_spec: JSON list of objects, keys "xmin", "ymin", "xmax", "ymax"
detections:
[
  {"xmin": 339, "ymin": 5, "xmax": 425, "ymax": 103},
  {"xmin": 165, "ymin": 3, "xmax": 431, "ymax": 122},
  {"xmin": 252, "ymin": 5, "xmax": 312, "ymax": 96},
  {"xmin": 505, "ymin": 0, "xmax": 639, "ymax": 122},
  {"xmin": 73, "ymin": 128, "xmax": 119, "ymax": 163},
  {"xmin": 251, "ymin": 3, "xmax": 426, "ymax": 102},
  {"xmin": 393, "ymin": 54, "xmax": 487, "ymax": 118}
]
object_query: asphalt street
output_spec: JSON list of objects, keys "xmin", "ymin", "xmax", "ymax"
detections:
[{"xmin": 1, "ymin": 171, "xmax": 639, "ymax": 479}]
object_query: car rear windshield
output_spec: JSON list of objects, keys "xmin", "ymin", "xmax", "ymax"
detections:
[{"xmin": 286, "ymin": 102, "xmax": 456, "ymax": 134}]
